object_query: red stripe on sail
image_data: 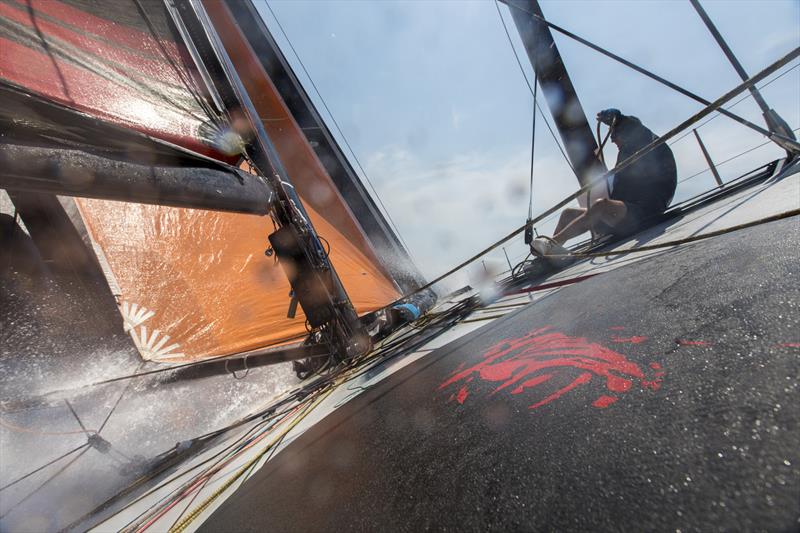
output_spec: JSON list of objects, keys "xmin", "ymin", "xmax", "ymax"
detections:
[
  {"xmin": 0, "ymin": 37, "xmax": 222, "ymax": 159},
  {"xmin": 0, "ymin": 2, "xmax": 191, "ymax": 91},
  {"xmin": 10, "ymin": 0, "xmax": 178, "ymax": 57}
]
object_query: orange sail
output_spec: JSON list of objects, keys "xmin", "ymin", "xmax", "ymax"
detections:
[{"xmin": 75, "ymin": 198, "xmax": 399, "ymax": 361}]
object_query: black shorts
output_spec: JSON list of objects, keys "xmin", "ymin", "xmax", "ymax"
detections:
[{"xmin": 594, "ymin": 202, "xmax": 648, "ymax": 238}]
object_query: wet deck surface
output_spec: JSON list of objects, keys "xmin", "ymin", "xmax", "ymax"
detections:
[{"xmin": 201, "ymin": 215, "xmax": 800, "ymax": 532}]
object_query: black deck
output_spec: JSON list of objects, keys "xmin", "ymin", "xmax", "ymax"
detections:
[{"xmin": 202, "ymin": 217, "xmax": 800, "ymax": 532}]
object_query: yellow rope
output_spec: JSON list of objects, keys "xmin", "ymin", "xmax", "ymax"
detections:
[{"xmin": 167, "ymin": 387, "xmax": 333, "ymax": 533}]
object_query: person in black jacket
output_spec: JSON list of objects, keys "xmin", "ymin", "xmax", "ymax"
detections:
[{"xmin": 532, "ymin": 108, "xmax": 677, "ymax": 259}]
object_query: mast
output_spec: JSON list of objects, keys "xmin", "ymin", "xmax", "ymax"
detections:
[
  {"xmin": 504, "ymin": 0, "xmax": 607, "ymax": 193},
  {"xmin": 689, "ymin": 0, "xmax": 798, "ymax": 153},
  {"xmin": 216, "ymin": 0, "xmax": 425, "ymax": 293},
  {"xmin": 171, "ymin": 0, "xmax": 369, "ymax": 357}
]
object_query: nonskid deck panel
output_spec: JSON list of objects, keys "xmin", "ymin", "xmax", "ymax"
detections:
[{"xmin": 200, "ymin": 215, "xmax": 800, "ymax": 532}]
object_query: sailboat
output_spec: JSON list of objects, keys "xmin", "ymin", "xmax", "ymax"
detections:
[{"xmin": 1, "ymin": 0, "xmax": 798, "ymax": 531}]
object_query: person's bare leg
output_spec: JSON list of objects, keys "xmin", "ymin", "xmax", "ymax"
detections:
[
  {"xmin": 553, "ymin": 199, "xmax": 627, "ymax": 244},
  {"xmin": 553, "ymin": 207, "xmax": 586, "ymax": 235},
  {"xmin": 587, "ymin": 198, "xmax": 627, "ymax": 228},
  {"xmin": 552, "ymin": 211, "xmax": 592, "ymax": 244}
]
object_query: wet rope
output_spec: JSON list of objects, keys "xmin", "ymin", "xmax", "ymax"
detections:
[{"xmin": 166, "ymin": 388, "xmax": 333, "ymax": 533}]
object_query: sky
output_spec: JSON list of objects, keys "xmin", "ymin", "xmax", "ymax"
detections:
[{"xmin": 253, "ymin": 0, "xmax": 800, "ymax": 289}]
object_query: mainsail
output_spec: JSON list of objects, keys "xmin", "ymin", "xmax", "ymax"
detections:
[{"xmin": 0, "ymin": 0, "xmax": 403, "ymax": 361}]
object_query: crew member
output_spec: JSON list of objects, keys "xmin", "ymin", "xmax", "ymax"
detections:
[{"xmin": 532, "ymin": 108, "xmax": 677, "ymax": 258}]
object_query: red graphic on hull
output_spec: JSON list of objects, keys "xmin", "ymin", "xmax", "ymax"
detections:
[{"xmin": 439, "ymin": 327, "xmax": 663, "ymax": 410}]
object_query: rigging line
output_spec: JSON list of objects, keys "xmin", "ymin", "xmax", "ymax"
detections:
[
  {"xmin": 1, "ymin": 332, "xmax": 311, "ymax": 406},
  {"xmin": 68, "ymin": 375, "xmax": 337, "ymax": 530},
  {"xmin": 500, "ymin": 1, "xmax": 799, "ymax": 148},
  {"xmin": 678, "ymin": 126, "xmax": 800, "ymax": 185},
  {"xmin": 94, "ymin": 413, "xmax": 284, "ymax": 532},
  {"xmin": 390, "ymin": 46, "xmax": 800, "ymax": 299},
  {"xmin": 535, "ymin": 100, "xmax": 578, "ymax": 175},
  {"xmin": 64, "ymin": 399, "xmax": 92, "ymax": 435},
  {"xmin": 97, "ymin": 362, "xmax": 145, "ymax": 434},
  {"xmin": 493, "ymin": 0, "xmax": 579, "ymax": 178},
  {"xmin": 167, "ymin": 477, "xmax": 211, "ymax": 532},
  {"xmin": 0, "ymin": 416, "xmax": 96, "ymax": 436},
  {"xmin": 528, "ymin": 71, "xmax": 538, "ymax": 220},
  {"xmin": 0, "ymin": 443, "xmax": 88, "ymax": 493},
  {"xmin": 117, "ymin": 409, "xmax": 293, "ymax": 532},
  {"xmin": 23, "ymin": 0, "xmax": 73, "ymax": 103},
  {"xmin": 165, "ymin": 390, "xmax": 333, "ymax": 533},
  {"xmin": 0, "ymin": 445, "xmax": 90, "ymax": 519},
  {"xmin": 669, "ymin": 62, "xmax": 800, "ymax": 146},
  {"xmin": 262, "ymin": 1, "xmax": 415, "ymax": 259},
  {"xmin": 552, "ymin": 207, "xmax": 800, "ymax": 259},
  {"xmin": 494, "ymin": 0, "xmax": 534, "ymax": 94}
]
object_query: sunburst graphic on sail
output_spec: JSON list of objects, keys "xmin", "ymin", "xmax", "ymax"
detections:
[{"xmin": 119, "ymin": 302, "xmax": 184, "ymax": 361}]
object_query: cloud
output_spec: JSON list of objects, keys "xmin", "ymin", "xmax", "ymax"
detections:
[
  {"xmin": 363, "ymin": 146, "xmax": 578, "ymax": 287},
  {"xmin": 451, "ymin": 107, "xmax": 463, "ymax": 130}
]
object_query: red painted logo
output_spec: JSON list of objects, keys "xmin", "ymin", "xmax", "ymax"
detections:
[{"xmin": 439, "ymin": 327, "xmax": 664, "ymax": 410}]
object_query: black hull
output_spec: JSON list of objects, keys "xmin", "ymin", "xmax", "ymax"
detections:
[{"xmin": 201, "ymin": 216, "xmax": 800, "ymax": 532}]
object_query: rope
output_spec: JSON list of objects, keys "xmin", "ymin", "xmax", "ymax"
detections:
[
  {"xmin": 678, "ymin": 127, "xmax": 800, "ymax": 185},
  {"xmin": 528, "ymin": 73, "xmax": 538, "ymax": 221},
  {"xmin": 133, "ymin": 0, "xmax": 222, "ymax": 123},
  {"xmin": 93, "ymin": 407, "xmax": 294, "ymax": 532},
  {"xmin": 98, "ymin": 362, "xmax": 144, "ymax": 434},
  {"xmin": 389, "ymin": 46, "xmax": 799, "ymax": 300},
  {"xmin": 508, "ymin": 273, "xmax": 599, "ymax": 294},
  {"xmin": 166, "ymin": 388, "xmax": 333, "ymax": 533},
  {"xmin": 595, "ymin": 121, "xmax": 614, "ymax": 168},
  {"xmin": 669, "ymin": 62, "xmax": 800, "ymax": 146},
  {"xmin": 0, "ymin": 444, "xmax": 90, "ymax": 519},
  {"xmin": 0, "ymin": 443, "xmax": 88, "ymax": 492},
  {"xmin": 1, "ymin": 332, "xmax": 310, "ymax": 408},
  {"xmin": 545, "ymin": 208, "xmax": 800, "ymax": 259},
  {"xmin": 65, "ymin": 299, "xmax": 475, "ymax": 531}
]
